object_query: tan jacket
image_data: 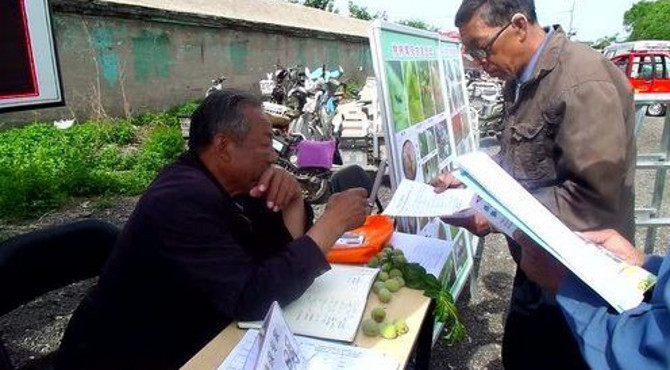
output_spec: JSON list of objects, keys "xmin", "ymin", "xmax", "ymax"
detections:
[{"xmin": 499, "ymin": 27, "xmax": 636, "ymax": 245}]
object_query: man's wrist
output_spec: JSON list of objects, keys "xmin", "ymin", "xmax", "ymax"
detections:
[{"xmin": 307, "ymin": 216, "xmax": 345, "ymax": 255}]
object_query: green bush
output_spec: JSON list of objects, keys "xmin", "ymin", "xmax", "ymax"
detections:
[
  {"xmin": 0, "ymin": 102, "xmax": 194, "ymax": 220},
  {"xmin": 168, "ymin": 101, "xmax": 201, "ymax": 117}
]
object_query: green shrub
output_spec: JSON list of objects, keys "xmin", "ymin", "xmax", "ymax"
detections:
[
  {"xmin": 0, "ymin": 103, "xmax": 192, "ymax": 220},
  {"xmin": 168, "ymin": 101, "xmax": 201, "ymax": 117},
  {"xmin": 131, "ymin": 112, "xmax": 179, "ymax": 127}
]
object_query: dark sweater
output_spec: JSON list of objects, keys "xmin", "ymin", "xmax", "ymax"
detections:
[{"xmin": 55, "ymin": 152, "xmax": 329, "ymax": 369}]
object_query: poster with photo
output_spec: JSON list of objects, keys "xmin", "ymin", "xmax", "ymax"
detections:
[
  {"xmin": 441, "ymin": 44, "xmax": 476, "ymax": 155},
  {"xmin": 369, "ymin": 22, "xmax": 478, "ymax": 329}
]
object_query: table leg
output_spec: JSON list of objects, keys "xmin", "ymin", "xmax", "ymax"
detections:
[{"xmin": 413, "ymin": 299, "xmax": 436, "ymax": 370}]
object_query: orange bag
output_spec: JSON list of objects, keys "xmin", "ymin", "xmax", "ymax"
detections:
[{"xmin": 326, "ymin": 215, "xmax": 394, "ymax": 264}]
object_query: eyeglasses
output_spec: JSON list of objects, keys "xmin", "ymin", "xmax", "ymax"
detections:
[{"xmin": 464, "ymin": 21, "xmax": 513, "ymax": 62}]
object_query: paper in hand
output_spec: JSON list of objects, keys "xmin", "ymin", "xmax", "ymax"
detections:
[{"xmin": 383, "ymin": 180, "xmax": 475, "ymax": 218}]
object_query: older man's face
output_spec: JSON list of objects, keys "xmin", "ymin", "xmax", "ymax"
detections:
[
  {"xmin": 225, "ymin": 106, "xmax": 278, "ymax": 194},
  {"xmin": 459, "ymin": 14, "xmax": 523, "ymax": 81}
]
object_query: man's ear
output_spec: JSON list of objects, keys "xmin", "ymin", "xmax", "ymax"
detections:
[
  {"xmin": 213, "ymin": 133, "xmax": 234, "ymax": 163},
  {"xmin": 512, "ymin": 13, "xmax": 528, "ymax": 42}
]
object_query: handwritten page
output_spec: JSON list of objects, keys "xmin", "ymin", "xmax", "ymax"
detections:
[
  {"xmin": 239, "ymin": 265, "xmax": 378, "ymax": 342},
  {"xmin": 454, "ymin": 152, "xmax": 657, "ymax": 312},
  {"xmin": 298, "ymin": 335, "xmax": 398, "ymax": 370},
  {"xmin": 390, "ymin": 232, "xmax": 452, "ymax": 278},
  {"xmin": 382, "ymin": 180, "xmax": 474, "ymax": 218},
  {"xmin": 219, "ymin": 330, "xmax": 398, "ymax": 370}
]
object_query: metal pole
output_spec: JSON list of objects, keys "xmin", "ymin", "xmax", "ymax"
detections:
[
  {"xmin": 568, "ymin": 0, "xmax": 576, "ymax": 39},
  {"xmin": 634, "ymin": 105, "xmax": 647, "ymax": 137},
  {"xmin": 644, "ymin": 112, "xmax": 670, "ymax": 253}
]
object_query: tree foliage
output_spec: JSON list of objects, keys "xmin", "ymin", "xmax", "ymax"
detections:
[
  {"xmin": 397, "ymin": 18, "xmax": 440, "ymax": 32},
  {"xmin": 623, "ymin": 0, "xmax": 670, "ymax": 40},
  {"xmin": 290, "ymin": 0, "xmax": 338, "ymax": 13},
  {"xmin": 347, "ymin": 1, "xmax": 387, "ymax": 21},
  {"xmin": 592, "ymin": 35, "xmax": 619, "ymax": 50}
]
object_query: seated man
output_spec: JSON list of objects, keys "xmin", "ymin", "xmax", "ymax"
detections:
[
  {"xmin": 516, "ymin": 229, "xmax": 670, "ymax": 369},
  {"xmin": 55, "ymin": 89, "xmax": 368, "ymax": 370}
]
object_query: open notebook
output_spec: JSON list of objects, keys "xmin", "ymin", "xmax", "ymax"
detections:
[
  {"xmin": 454, "ymin": 152, "xmax": 656, "ymax": 312},
  {"xmin": 238, "ymin": 265, "xmax": 378, "ymax": 342},
  {"xmin": 220, "ymin": 302, "xmax": 398, "ymax": 370}
]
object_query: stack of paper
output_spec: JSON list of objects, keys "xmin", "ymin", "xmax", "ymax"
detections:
[
  {"xmin": 239, "ymin": 265, "xmax": 378, "ymax": 342},
  {"xmin": 389, "ymin": 232, "xmax": 453, "ymax": 278},
  {"xmin": 220, "ymin": 303, "xmax": 398, "ymax": 370},
  {"xmin": 454, "ymin": 152, "xmax": 656, "ymax": 312}
]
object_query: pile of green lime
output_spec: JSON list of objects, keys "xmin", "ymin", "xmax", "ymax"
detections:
[
  {"xmin": 362, "ymin": 244, "xmax": 466, "ymax": 345},
  {"xmin": 361, "ymin": 307, "xmax": 409, "ymax": 340},
  {"xmin": 368, "ymin": 247, "xmax": 408, "ymax": 303}
]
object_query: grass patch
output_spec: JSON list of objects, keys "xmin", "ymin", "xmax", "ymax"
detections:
[
  {"xmin": 92, "ymin": 196, "xmax": 116, "ymax": 211},
  {"xmin": 0, "ymin": 103, "xmax": 195, "ymax": 220}
]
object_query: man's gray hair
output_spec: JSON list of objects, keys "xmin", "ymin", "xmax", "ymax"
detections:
[
  {"xmin": 455, "ymin": 0, "xmax": 538, "ymax": 28},
  {"xmin": 188, "ymin": 88, "xmax": 262, "ymax": 152}
]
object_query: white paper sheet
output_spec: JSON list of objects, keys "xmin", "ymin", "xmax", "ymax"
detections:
[
  {"xmin": 382, "ymin": 180, "xmax": 474, "ymax": 218},
  {"xmin": 219, "ymin": 330, "xmax": 399, "ymax": 370},
  {"xmin": 238, "ymin": 265, "xmax": 378, "ymax": 342},
  {"xmin": 218, "ymin": 330, "xmax": 259, "ymax": 370},
  {"xmin": 390, "ymin": 232, "xmax": 453, "ymax": 278},
  {"xmin": 254, "ymin": 302, "xmax": 307, "ymax": 370},
  {"xmin": 298, "ymin": 335, "xmax": 398, "ymax": 370},
  {"xmin": 455, "ymin": 152, "xmax": 657, "ymax": 312}
]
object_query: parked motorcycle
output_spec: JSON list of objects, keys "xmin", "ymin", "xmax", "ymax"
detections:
[
  {"xmin": 271, "ymin": 130, "xmax": 331, "ymax": 204},
  {"xmin": 206, "ymin": 75, "xmax": 227, "ymax": 97},
  {"xmin": 466, "ymin": 72, "xmax": 504, "ymax": 140}
]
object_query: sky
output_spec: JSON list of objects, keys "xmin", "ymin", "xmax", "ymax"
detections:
[{"xmin": 333, "ymin": 0, "xmax": 640, "ymax": 42}]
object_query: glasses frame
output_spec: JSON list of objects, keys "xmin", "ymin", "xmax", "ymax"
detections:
[{"xmin": 465, "ymin": 21, "xmax": 513, "ymax": 61}]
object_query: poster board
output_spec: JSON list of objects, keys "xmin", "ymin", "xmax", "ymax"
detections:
[
  {"xmin": 0, "ymin": 0, "xmax": 64, "ymax": 112},
  {"xmin": 369, "ymin": 21, "xmax": 478, "ymax": 339}
]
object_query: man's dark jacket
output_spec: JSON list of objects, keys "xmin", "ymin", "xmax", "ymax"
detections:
[{"xmin": 55, "ymin": 152, "xmax": 329, "ymax": 369}]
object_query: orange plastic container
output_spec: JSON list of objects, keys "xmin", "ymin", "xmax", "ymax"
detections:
[{"xmin": 327, "ymin": 215, "xmax": 394, "ymax": 264}]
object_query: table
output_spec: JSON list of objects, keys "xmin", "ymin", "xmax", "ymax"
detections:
[{"xmin": 181, "ymin": 287, "xmax": 433, "ymax": 370}]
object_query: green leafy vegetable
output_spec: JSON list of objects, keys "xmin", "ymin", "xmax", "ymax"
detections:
[{"xmin": 374, "ymin": 247, "xmax": 465, "ymax": 345}]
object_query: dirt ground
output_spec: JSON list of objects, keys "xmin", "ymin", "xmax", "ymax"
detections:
[{"xmin": 1, "ymin": 116, "xmax": 668, "ymax": 369}]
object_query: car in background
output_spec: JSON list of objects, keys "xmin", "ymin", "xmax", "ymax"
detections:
[{"xmin": 606, "ymin": 41, "xmax": 670, "ymax": 116}]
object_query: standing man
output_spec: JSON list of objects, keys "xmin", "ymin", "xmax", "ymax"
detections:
[{"xmin": 440, "ymin": 0, "xmax": 637, "ymax": 368}]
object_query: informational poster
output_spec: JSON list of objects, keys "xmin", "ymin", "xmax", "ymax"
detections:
[
  {"xmin": 0, "ymin": 0, "xmax": 64, "ymax": 112},
  {"xmin": 369, "ymin": 21, "xmax": 477, "ymax": 320}
]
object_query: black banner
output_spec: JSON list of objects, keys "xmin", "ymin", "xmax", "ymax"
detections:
[{"xmin": 0, "ymin": 0, "xmax": 38, "ymax": 98}]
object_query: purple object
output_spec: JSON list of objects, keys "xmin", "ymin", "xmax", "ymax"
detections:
[{"xmin": 297, "ymin": 140, "xmax": 335, "ymax": 169}]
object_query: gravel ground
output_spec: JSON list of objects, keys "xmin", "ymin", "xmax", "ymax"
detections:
[{"xmin": 1, "ymin": 116, "xmax": 668, "ymax": 369}]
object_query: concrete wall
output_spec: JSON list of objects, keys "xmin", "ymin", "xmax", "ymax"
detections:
[{"xmin": 0, "ymin": 1, "xmax": 373, "ymax": 124}]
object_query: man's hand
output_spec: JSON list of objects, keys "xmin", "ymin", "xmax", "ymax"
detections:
[
  {"xmin": 441, "ymin": 210, "xmax": 491, "ymax": 236},
  {"xmin": 323, "ymin": 188, "xmax": 368, "ymax": 232},
  {"xmin": 579, "ymin": 229, "xmax": 645, "ymax": 267},
  {"xmin": 431, "ymin": 172, "xmax": 463, "ymax": 194},
  {"xmin": 307, "ymin": 188, "xmax": 368, "ymax": 254},
  {"xmin": 249, "ymin": 166, "xmax": 302, "ymax": 212},
  {"xmin": 514, "ymin": 230, "xmax": 567, "ymax": 294}
]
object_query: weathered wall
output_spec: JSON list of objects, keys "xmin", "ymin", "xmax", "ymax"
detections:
[{"xmin": 0, "ymin": 3, "xmax": 373, "ymax": 124}]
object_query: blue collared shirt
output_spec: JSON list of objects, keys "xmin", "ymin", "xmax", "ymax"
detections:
[{"xmin": 557, "ymin": 250, "xmax": 670, "ymax": 370}]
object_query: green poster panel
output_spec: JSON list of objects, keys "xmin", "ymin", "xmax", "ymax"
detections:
[{"xmin": 369, "ymin": 21, "xmax": 478, "ymax": 343}]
